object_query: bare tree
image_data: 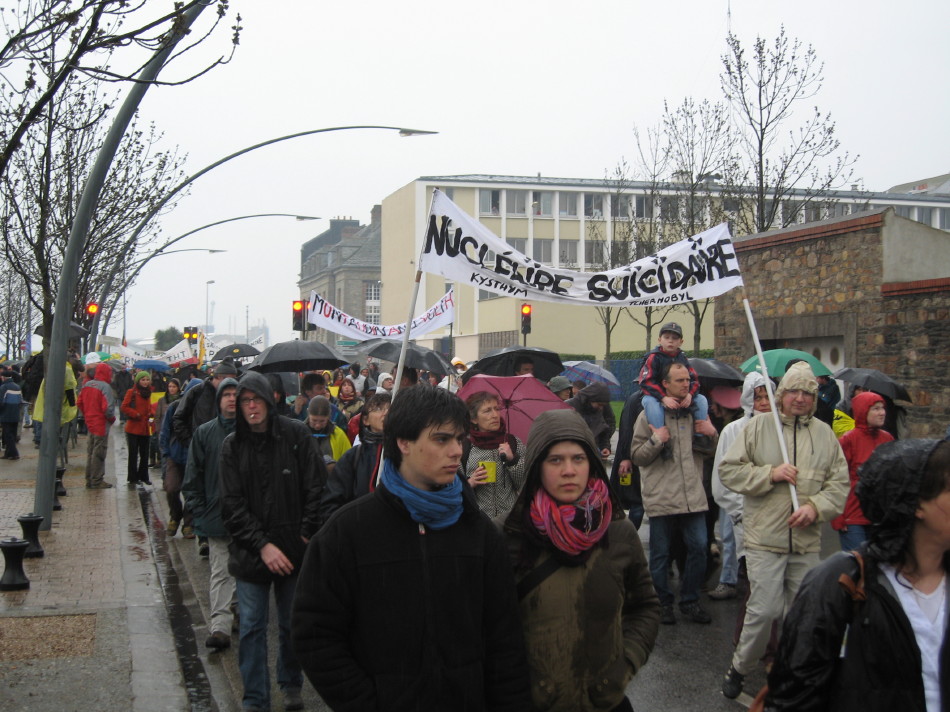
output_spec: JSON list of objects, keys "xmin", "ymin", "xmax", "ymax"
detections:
[
  {"xmin": 0, "ymin": 0, "xmax": 240, "ymax": 180},
  {"xmin": 1, "ymin": 75, "xmax": 186, "ymax": 349},
  {"xmin": 0, "ymin": 268, "xmax": 35, "ymax": 358},
  {"xmin": 719, "ymin": 27, "xmax": 856, "ymax": 235},
  {"xmin": 620, "ymin": 129, "xmax": 677, "ymax": 352},
  {"xmin": 659, "ymin": 97, "xmax": 735, "ymax": 354}
]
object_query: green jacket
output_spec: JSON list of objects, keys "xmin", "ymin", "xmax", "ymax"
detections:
[{"xmin": 501, "ymin": 410, "xmax": 659, "ymax": 711}]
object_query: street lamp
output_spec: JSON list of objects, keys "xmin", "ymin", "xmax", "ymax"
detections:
[
  {"xmin": 205, "ymin": 279, "xmax": 215, "ymax": 334},
  {"xmin": 90, "ymin": 213, "xmax": 319, "ymax": 344}
]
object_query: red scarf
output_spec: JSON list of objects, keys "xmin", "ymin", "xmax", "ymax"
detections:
[
  {"xmin": 469, "ymin": 422, "xmax": 509, "ymax": 449},
  {"xmin": 529, "ymin": 478, "xmax": 612, "ymax": 556}
]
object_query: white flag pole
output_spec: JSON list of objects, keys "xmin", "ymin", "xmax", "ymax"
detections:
[
  {"xmin": 742, "ymin": 293, "xmax": 800, "ymax": 511},
  {"xmin": 392, "ymin": 189, "xmax": 439, "ymax": 399}
]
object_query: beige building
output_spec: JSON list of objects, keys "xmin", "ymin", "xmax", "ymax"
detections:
[
  {"xmin": 381, "ymin": 176, "xmax": 718, "ymax": 362},
  {"xmin": 365, "ymin": 173, "xmax": 950, "ymax": 363}
]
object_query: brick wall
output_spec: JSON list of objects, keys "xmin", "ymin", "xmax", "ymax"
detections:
[{"xmin": 715, "ymin": 217, "xmax": 950, "ymax": 437}]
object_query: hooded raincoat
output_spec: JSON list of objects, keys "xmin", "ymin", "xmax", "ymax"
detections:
[
  {"xmin": 718, "ymin": 362, "xmax": 848, "ymax": 555},
  {"xmin": 501, "ymin": 409, "xmax": 659, "ymax": 711},
  {"xmin": 219, "ymin": 372, "xmax": 325, "ymax": 582},
  {"xmin": 831, "ymin": 391, "xmax": 894, "ymax": 531}
]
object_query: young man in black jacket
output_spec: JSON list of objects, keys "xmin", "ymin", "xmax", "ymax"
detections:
[
  {"xmin": 220, "ymin": 371, "xmax": 325, "ymax": 712},
  {"xmin": 292, "ymin": 385, "xmax": 530, "ymax": 712}
]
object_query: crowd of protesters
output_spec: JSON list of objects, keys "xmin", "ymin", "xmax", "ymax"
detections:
[{"xmin": 3, "ymin": 338, "xmax": 946, "ymax": 712}]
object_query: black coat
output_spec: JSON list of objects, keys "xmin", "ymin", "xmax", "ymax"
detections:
[
  {"xmin": 317, "ymin": 440, "xmax": 383, "ymax": 529},
  {"xmin": 766, "ymin": 550, "xmax": 950, "ymax": 712},
  {"xmin": 172, "ymin": 379, "xmax": 218, "ymax": 446},
  {"xmin": 220, "ymin": 414, "xmax": 324, "ymax": 583},
  {"xmin": 292, "ymin": 482, "xmax": 530, "ymax": 712}
]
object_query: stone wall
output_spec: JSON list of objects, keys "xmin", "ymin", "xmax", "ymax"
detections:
[{"xmin": 715, "ymin": 213, "xmax": 950, "ymax": 438}]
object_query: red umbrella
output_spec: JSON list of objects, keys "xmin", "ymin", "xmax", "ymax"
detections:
[{"xmin": 457, "ymin": 374, "xmax": 572, "ymax": 443}]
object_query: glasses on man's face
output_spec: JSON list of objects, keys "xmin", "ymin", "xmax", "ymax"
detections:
[{"xmin": 239, "ymin": 396, "xmax": 265, "ymax": 407}]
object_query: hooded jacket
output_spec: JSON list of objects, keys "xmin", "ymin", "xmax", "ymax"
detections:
[
  {"xmin": 831, "ymin": 392, "xmax": 894, "ymax": 531},
  {"xmin": 172, "ymin": 374, "xmax": 222, "ymax": 446},
  {"xmin": 765, "ymin": 440, "xmax": 950, "ymax": 712},
  {"xmin": 219, "ymin": 371, "xmax": 325, "ymax": 582},
  {"xmin": 121, "ymin": 376, "xmax": 153, "ymax": 437},
  {"xmin": 565, "ymin": 382, "xmax": 614, "ymax": 453},
  {"xmin": 183, "ymin": 378, "xmax": 238, "ymax": 538},
  {"xmin": 718, "ymin": 362, "xmax": 849, "ymax": 554},
  {"xmin": 76, "ymin": 363, "xmax": 116, "ymax": 436},
  {"xmin": 712, "ymin": 372, "xmax": 768, "ymax": 517},
  {"xmin": 630, "ymin": 394, "xmax": 716, "ymax": 518},
  {"xmin": 501, "ymin": 410, "xmax": 659, "ymax": 712}
]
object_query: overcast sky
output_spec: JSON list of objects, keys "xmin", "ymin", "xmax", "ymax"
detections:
[{"xmin": 114, "ymin": 0, "xmax": 949, "ymax": 349}]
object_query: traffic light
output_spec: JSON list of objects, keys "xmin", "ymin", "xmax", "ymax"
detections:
[
  {"xmin": 520, "ymin": 303, "xmax": 532, "ymax": 335},
  {"xmin": 183, "ymin": 326, "xmax": 198, "ymax": 344},
  {"xmin": 86, "ymin": 302, "xmax": 99, "ymax": 316},
  {"xmin": 292, "ymin": 300, "xmax": 308, "ymax": 331}
]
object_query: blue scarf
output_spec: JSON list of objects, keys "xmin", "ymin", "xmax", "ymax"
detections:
[{"xmin": 380, "ymin": 458, "xmax": 463, "ymax": 530}]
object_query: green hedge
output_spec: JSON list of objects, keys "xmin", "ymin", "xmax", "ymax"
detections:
[{"xmin": 558, "ymin": 353, "xmax": 597, "ymax": 362}]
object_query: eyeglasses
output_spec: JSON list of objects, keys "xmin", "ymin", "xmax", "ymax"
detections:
[{"xmin": 239, "ymin": 396, "xmax": 265, "ymax": 406}]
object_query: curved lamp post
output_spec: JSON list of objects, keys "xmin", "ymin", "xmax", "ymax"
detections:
[
  {"xmin": 90, "ymin": 213, "xmax": 320, "ymax": 343},
  {"xmin": 88, "ymin": 125, "xmax": 435, "ymax": 347}
]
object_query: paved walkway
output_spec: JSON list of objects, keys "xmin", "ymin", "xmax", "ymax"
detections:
[{"xmin": 0, "ymin": 429, "xmax": 188, "ymax": 712}]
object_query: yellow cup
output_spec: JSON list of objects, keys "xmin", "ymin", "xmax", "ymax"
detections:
[{"xmin": 479, "ymin": 461, "xmax": 497, "ymax": 483}]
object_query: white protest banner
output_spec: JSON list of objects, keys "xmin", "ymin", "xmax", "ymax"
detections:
[
  {"xmin": 418, "ymin": 189, "xmax": 744, "ymax": 307},
  {"xmin": 158, "ymin": 338, "xmax": 193, "ymax": 364},
  {"xmin": 309, "ymin": 288, "xmax": 455, "ymax": 341},
  {"xmin": 249, "ymin": 333, "xmax": 265, "ymax": 349},
  {"xmin": 115, "ymin": 344, "xmax": 144, "ymax": 368}
]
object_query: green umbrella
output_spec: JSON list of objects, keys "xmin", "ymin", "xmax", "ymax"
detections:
[{"xmin": 739, "ymin": 349, "xmax": 832, "ymax": 377}]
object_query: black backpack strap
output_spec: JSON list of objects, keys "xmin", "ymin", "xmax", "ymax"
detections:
[{"xmin": 517, "ymin": 555, "xmax": 561, "ymax": 601}]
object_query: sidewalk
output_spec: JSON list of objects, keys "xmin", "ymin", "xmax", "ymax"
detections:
[
  {"xmin": 0, "ymin": 429, "xmax": 191, "ymax": 712},
  {"xmin": 0, "ymin": 426, "xmax": 329, "ymax": 712}
]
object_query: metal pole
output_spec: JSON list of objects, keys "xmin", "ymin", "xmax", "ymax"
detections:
[{"xmin": 35, "ymin": 2, "xmax": 208, "ymax": 528}]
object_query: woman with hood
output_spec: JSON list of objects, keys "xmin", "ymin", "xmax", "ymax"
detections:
[
  {"xmin": 501, "ymin": 409, "xmax": 659, "ymax": 712},
  {"xmin": 565, "ymin": 382, "xmax": 615, "ymax": 458},
  {"xmin": 710, "ymin": 372, "xmax": 772, "ymax": 601},
  {"xmin": 832, "ymin": 391, "xmax": 894, "ymax": 551},
  {"xmin": 463, "ymin": 391, "xmax": 527, "ymax": 518},
  {"xmin": 306, "ymin": 396, "xmax": 351, "ymax": 464},
  {"xmin": 122, "ymin": 371, "xmax": 154, "ymax": 486},
  {"xmin": 765, "ymin": 439, "xmax": 950, "ymax": 711},
  {"xmin": 266, "ymin": 373, "xmax": 292, "ymax": 418},
  {"xmin": 151, "ymin": 378, "xmax": 180, "ymax": 469}
]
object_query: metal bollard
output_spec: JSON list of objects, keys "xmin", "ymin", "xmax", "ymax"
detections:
[
  {"xmin": 17, "ymin": 513, "xmax": 45, "ymax": 558},
  {"xmin": 55, "ymin": 466, "xmax": 68, "ymax": 497},
  {"xmin": 52, "ymin": 471, "xmax": 62, "ymax": 511},
  {"xmin": 0, "ymin": 537, "xmax": 30, "ymax": 590}
]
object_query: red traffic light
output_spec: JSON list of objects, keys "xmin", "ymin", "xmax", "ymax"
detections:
[
  {"xmin": 86, "ymin": 302, "xmax": 99, "ymax": 315},
  {"xmin": 521, "ymin": 303, "xmax": 532, "ymax": 316},
  {"xmin": 293, "ymin": 300, "xmax": 305, "ymax": 312}
]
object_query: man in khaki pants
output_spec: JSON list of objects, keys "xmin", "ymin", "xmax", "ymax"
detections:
[{"xmin": 717, "ymin": 361, "xmax": 848, "ymax": 699}]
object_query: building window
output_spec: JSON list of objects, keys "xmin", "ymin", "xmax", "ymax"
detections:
[
  {"xmin": 364, "ymin": 281, "xmax": 381, "ymax": 324},
  {"xmin": 917, "ymin": 207, "xmax": 933, "ymax": 226},
  {"xmin": 940, "ymin": 208, "xmax": 950, "ymax": 230},
  {"xmin": 507, "ymin": 190, "xmax": 528, "ymax": 216},
  {"xmin": 506, "ymin": 237, "xmax": 527, "ymax": 255},
  {"xmin": 532, "ymin": 191, "xmax": 554, "ymax": 217},
  {"xmin": 559, "ymin": 192, "xmax": 578, "ymax": 217},
  {"xmin": 894, "ymin": 205, "xmax": 912, "ymax": 219},
  {"xmin": 635, "ymin": 195, "xmax": 655, "ymax": 219},
  {"xmin": 585, "ymin": 240, "xmax": 606, "ymax": 268},
  {"xmin": 660, "ymin": 196, "xmax": 680, "ymax": 221},
  {"xmin": 533, "ymin": 238, "xmax": 553, "ymax": 264},
  {"xmin": 584, "ymin": 193, "xmax": 604, "ymax": 218},
  {"xmin": 479, "ymin": 189, "xmax": 501, "ymax": 215},
  {"xmin": 559, "ymin": 239, "xmax": 578, "ymax": 266}
]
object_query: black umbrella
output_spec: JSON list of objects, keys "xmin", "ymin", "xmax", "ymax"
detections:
[
  {"xmin": 833, "ymin": 367, "xmax": 912, "ymax": 403},
  {"xmin": 247, "ymin": 340, "xmax": 346, "ymax": 374},
  {"xmin": 462, "ymin": 346, "xmax": 563, "ymax": 383},
  {"xmin": 689, "ymin": 358, "xmax": 745, "ymax": 384},
  {"xmin": 354, "ymin": 338, "xmax": 454, "ymax": 376},
  {"xmin": 211, "ymin": 343, "xmax": 261, "ymax": 361}
]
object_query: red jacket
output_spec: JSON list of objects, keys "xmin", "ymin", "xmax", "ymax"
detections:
[
  {"xmin": 122, "ymin": 383, "xmax": 154, "ymax": 436},
  {"xmin": 77, "ymin": 363, "xmax": 116, "ymax": 436},
  {"xmin": 831, "ymin": 392, "xmax": 894, "ymax": 529}
]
